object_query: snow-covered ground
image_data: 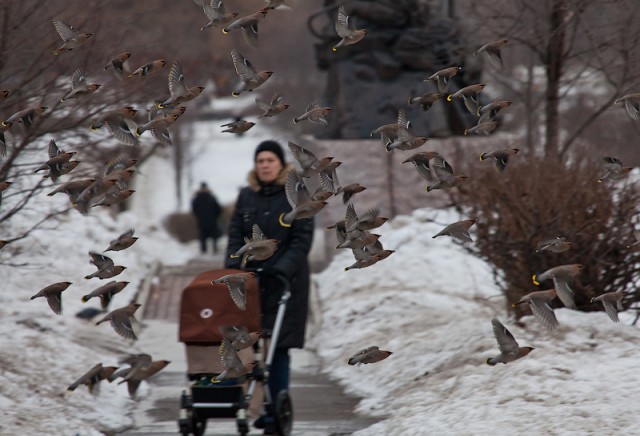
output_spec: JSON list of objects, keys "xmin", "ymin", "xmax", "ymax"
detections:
[
  {"xmin": 313, "ymin": 208, "xmax": 640, "ymax": 436},
  {"xmin": 3, "ymin": 100, "xmax": 640, "ymax": 435}
]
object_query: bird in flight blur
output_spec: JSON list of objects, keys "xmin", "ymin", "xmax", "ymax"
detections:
[
  {"xmin": 212, "ymin": 272, "xmax": 256, "ymax": 311},
  {"xmin": 256, "ymin": 91, "xmax": 290, "ymax": 118},
  {"xmin": 479, "ymin": 148, "xmax": 520, "ymax": 172},
  {"xmin": 426, "ymin": 66, "xmax": 461, "ymax": 94},
  {"xmin": 128, "ymin": 59, "xmax": 167, "ymax": 78},
  {"xmin": 293, "ymin": 100, "xmax": 332, "ymax": 125},
  {"xmin": 230, "ymin": 49, "xmax": 273, "ymax": 96},
  {"xmin": 614, "ymin": 93, "xmax": 640, "ymax": 120},
  {"xmin": 194, "ymin": 0, "xmax": 238, "ymax": 30},
  {"xmin": 60, "ymin": 68, "xmax": 101, "ymax": 102},
  {"xmin": 333, "ymin": 6, "xmax": 367, "ymax": 51},
  {"xmin": 536, "ymin": 237, "xmax": 572, "ymax": 253},
  {"xmin": 347, "ymin": 346, "xmax": 392, "ymax": 365},
  {"xmin": 223, "ymin": 10, "xmax": 269, "ymax": 47},
  {"xmin": 512, "ymin": 289, "xmax": 560, "ymax": 330},
  {"xmin": 591, "ymin": 291, "xmax": 625, "ymax": 323},
  {"xmin": 52, "ymin": 17, "xmax": 93, "ymax": 55},
  {"xmin": 486, "ymin": 318, "xmax": 534, "ymax": 365},
  {"xmin": 475, "ymin": 39, "xmax": 509, "ymax": 69},
  {"xmin": 30, "ymin": 281, "xmax": 72, "ymax": 315},
  {"xmin": 432, "ymin": 219, "xmax": 476, "ymax": 243},
  {"xmin": 158, "ymin": 62, "xmax": 205, "ymax": 109}
]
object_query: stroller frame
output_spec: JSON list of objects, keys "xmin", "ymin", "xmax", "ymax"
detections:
[{"xmin": 178, "ymin": 269, "xmax": 293, "ymax": 436}]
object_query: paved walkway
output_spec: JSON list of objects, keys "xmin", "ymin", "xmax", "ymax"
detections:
[{"xmin": 121, "ymin": 257, "xmax": 378, "ymax": 435}]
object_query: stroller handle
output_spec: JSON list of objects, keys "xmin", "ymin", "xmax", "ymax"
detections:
[{"xmin": 251, "ymin": 268, "xmax": 292, "ymax": 295}]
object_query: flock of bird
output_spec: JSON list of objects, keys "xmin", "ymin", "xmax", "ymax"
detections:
[
  {"xmin": 160, "ymin": 1, "xmax": 640, "ymax": 378},
  {"xmin": 4, "ymin": 11, "xmax": 216, "ymax": 397},
  {"xmin": 28, "ymin": 226, "xmax": 171, "ymax": 396},
  {"xmin": 5, "ymin": 0, "xmax": 640, "ymax": 406},
  {"xmin": 197, "ymin": 1, "xmax": 640, "ymax": 371}
]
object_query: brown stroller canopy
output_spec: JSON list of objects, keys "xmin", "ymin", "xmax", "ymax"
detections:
[{"xmin": 179, "ymin": 268, "xmax": 261, "ymax": 344}]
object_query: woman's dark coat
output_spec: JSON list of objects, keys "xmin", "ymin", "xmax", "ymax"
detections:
[{"xmin": 225, "ymin": 164, "xmax": 314, "ymax": 349}]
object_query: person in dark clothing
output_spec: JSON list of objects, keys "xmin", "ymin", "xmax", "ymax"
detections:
[
  {"xmin": 225, "ymin": 140, "xmax": 314, "ymax": 430},
  {"xmin": 191, "ymin": 182, "xmax": 223, "ymax": 254}
]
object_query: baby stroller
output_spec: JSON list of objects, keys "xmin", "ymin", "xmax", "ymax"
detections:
[{"xmin": 177, "ymin": 268, "xmax": 293, "ymax": 436}]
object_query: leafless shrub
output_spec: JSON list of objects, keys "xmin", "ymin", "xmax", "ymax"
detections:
[{"xmin": 450, "ymin": 154, "xmax": 640, "ymax": 318}]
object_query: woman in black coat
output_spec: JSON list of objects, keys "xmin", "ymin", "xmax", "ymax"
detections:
[{"xmin": 225, "ymin": 140, "xmax": 314, "ymax": 405}]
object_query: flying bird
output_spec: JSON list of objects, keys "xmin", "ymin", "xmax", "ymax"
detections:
[
  {"xmin": 479, "ymin": 148, "xmax": 520, "ymax": 172},
  {"xmin": 447, "ymin": 83, "xmax": 486, "ymax": 115},
  {"xmin": 158, "ymin": 62, "xmax": 205, "ymax": 109},
  {"xmin": 432, "ymin": 219, "xmax": 476, "ymax": 243},
  {"xmin": 256, "ymin": 91, "xmax": 289, "ymax": 118},
  {"xmin": 33, "ymin": 140, "xmax": 77, "ymax": 183},
  {"xmin": 408, "ymin": 92, "xmax": 442, "ymax": 111},
  {"xmin": 347, "ymin": 346, "xmax": 392, "ymax": 365},
  {"xmin": 345, "ymin": 204, "xmax": 388, "ymax": 232},
  {"xmin": 293, "ymin": 100, "xmax": 332, "ymax": 125},
  {"xmin": 614, "ymin": 93, "xmax": 640, "ymax": 120},
  {"xmin": 95, "ymin": 303, "xmax": 142, "ymax": 340},
  {"xmin": 211, "ymin": 272, "xmax": 256, "ymax": 311},
  {"xmin": 426, "ymin": 66, "xmax": 462, "ymax": 94},
  {"xmin": 52, "ymin": 17, "xmax": 93, "ymax": 55},
  {"xmin": 536, "ymin": 237, "xmax": 572, "ymax": 253},
  {"xmin": 84, "ymin": 252, "xmax": 126, "ymax": 280},
  {"xmin": 117, "ymin": 359, "xmax": 171, "ymax": 398},
  {"xmin": 532, "ymin": 264, "xmax": 582, "ymax": 310},
  {"xmin": 230, "ymin": 49, "xmax": 273, "ymax": 96},
  {"xmin": 288, "ymin": 141, "xmax": 334, "ymax": 177},
  {"xmin": 105, "ymin": 228, "xmax": 139, "ymax": 252},
  {"xmin": 475, "ymin": 39, "xmax": 509, "ymax": 69},
  {"xmin": 486, "ymin": 318, "xmax": 534, "ymax": 365},
  {"xmin": 60, "ymin": 68, "xmax": 101, "ymax": 102},
  {"xmin": 230, "ymin": 223, "xmax": 278, "ymax": 264},
  {"xmin": 212, "ymin": 337, "xmax": 256, "ymax": 382},
  {"xmin": 464, "ymin": 121, "xmax": 498, "ymax": 136},
  {"xmin": 81, "ymin": 281, "xmax": 130, "ymax": 310},
  {"xmin": 402, "ymin": 151, "xmax": 452, "ymax": 186},
  {"xmin": 221, "ymin": 119, "xmax": 255, "ymax": 134},
  {"xmin": 128, "ymin": 59, "xmax": 167, "ymax": 78},
  {"xmin": 333, "ymin": 6, "xmax": 367, "ymax": 51},
  {"xmin": 512, "ymin": 289, "xmax": 560, "ymax": 330},
  {"xmin": 194, "ymin": 0, "xmax": 238, "ymax": 30},
  {"xmin": 30, "ymin": 281, "xmax": 72, "ymax": 315},
  {"xmin": 135, "ymin": 112, "xmax": 181, "ymax": 146},
  {"xmin": 591, "ymin": 291, "xmax": 625, "ymax": 323},
  {"xmin": 90, "ymin": 106, "xmax": 139, "ymax": 146},
  {"xmin": 103, "ymin": 52, "xmax": 132, "ymax": 78},
  {"xmin": 478, "ymin": 99, "xmax": 512, "ymax": 124},
  {"xmin": 597, "ymin": 156, "xmax": 633, "ymax": 182},
  {"xmin": 67, "ymin": 363, "xmax": 117, "ymax": 394},
  {"xmin": 384, "ymin": 109, "xmax": 428, "ymax": 152},
  {"xmin": 222, "ymin": 10, "xmax": 269, "ymax": 47},
  {"xmin": 2, "ymin": 106, "xmax": 47, "ymax": 130},
  {"xmin": 279, "ymin": 170, "xmax": 328, "ymax": 227},
  {"xmin": 219, "ymin": 325, "xmax": 260, "ymax": 350}
]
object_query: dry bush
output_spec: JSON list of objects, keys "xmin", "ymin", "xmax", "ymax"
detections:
[
  {"xmin": 163, "ymin": 212, "xmax": 199, "ymax": 243},
  {"xmin": 450, "ymin": 155, "xmax": 640, "ymax": 318}
]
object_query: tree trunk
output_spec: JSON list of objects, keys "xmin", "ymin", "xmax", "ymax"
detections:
[{"xmin": 544, "ymin": 0, "xmax": 568, "ymax": 159}]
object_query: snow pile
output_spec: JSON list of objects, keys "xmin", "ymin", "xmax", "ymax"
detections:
[
  {"xmin": 0, "ymin": 204, "xmax": 191, "ymax": 434},
  {"xmin": 312, "ymin": 208, "xmax": 640, "ymax": 435}
]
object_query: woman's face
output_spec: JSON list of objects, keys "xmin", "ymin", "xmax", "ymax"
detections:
[{"xmin": 255, "ymin": 151, "xmax": 283, "ymax": 184}]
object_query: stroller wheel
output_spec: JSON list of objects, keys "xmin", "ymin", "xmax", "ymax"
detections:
[
  {"xmin": 191, "ymin": 411, "xmax": 207, "ymax": 436},
  {"xmin": 274, "ymin": 390, "xmax": 293, "ymax": 436}
]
